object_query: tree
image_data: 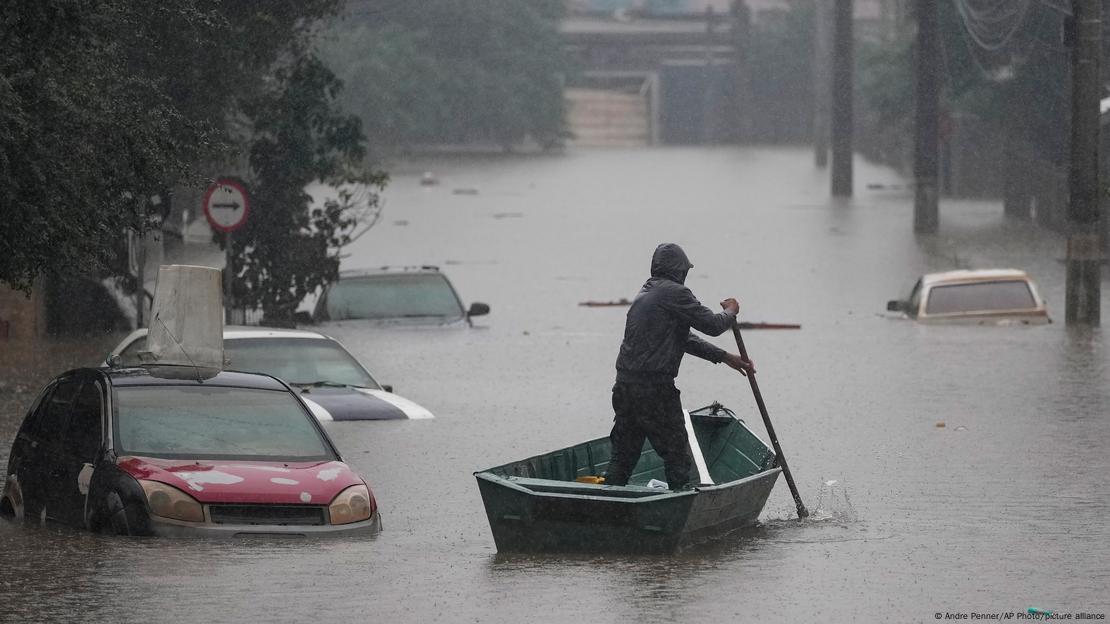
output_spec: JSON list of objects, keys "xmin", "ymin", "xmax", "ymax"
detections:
[
  {"xmin": 230, "ymin": 54, "xmax": 385, "ymax": 324},
  {"xmin": 0, "ymin": 1, "xmax": 215, "ymax": 293},
  {"xmin": 747, "ymin": 1, "xmax": 816, "ymax": 143},
  {"xmin": 320, "ymin": 0, "xmax": 569, "ymax": 152},
  {"xmin": 855, "ymin": 1, "xmax": 1071, "ymax": 170},
  {"xmin": 0, "ymin": 0, "xmax": 357, "ymax": 296}
]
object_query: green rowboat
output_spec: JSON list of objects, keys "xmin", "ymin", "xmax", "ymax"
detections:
[{"xmin": 474, "ymin": 403, "xmax": 781, "ymax": 553}]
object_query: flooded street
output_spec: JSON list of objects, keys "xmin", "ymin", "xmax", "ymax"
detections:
[{"xmin": 3, "ymin": 147, "xmax": 1109, "ymax": 622}]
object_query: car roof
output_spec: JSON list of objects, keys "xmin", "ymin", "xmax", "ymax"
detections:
[
  {"xmin": 336, "ymin": 266, "xmax": 443, "ymax": 278},
  {"xmin": 104, "ymin": 366, "xmax": 291, "ymax": 390},
  {"xmin": 121, "ymin": 326, "xmax": 330, "ymax": 341},
  {"xmin": 922, "ymin": 269, "xmax": 1032, "ymax": 288},
  {"xmin": 222, "ymin": 326, "xmax": 327, "ymax": 340}
]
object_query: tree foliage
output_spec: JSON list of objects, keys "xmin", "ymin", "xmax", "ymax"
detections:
[
  {"xmin": 320, "ymin": 0, "xmax": 568, "ymax": 151},
  {"xmin": 1, "ymin": 1, "xmax": 215, "ymax": 293},
  {"xmin": 856, "ymin": 1, "xmax": 1071, "ymax": 167},
  {"xmin": 231, "ymin": 54, "xmax": 384, "ymax": 323},
  {"xmin": 1, "ymin": 0, "xmax": 374, "ymax": 306},
  {"xmin": 747, "ymin": 1, "xmax": 816, "ymax": 143}
]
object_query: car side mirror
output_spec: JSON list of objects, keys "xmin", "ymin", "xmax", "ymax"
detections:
[
  {"xmin": 887, "ymin": 300, "xmax": 907, "ymax": 312},
  {"xmin": 467, "ymin": 302, "xmax": 490, "ymax": 317},
  {"xmin": 382, "ymin": 384, "xmax": 393, "ymax": 393},
  {"xmin": 293, "ymin": 311, "xmax": 313, "ymax": 325}
]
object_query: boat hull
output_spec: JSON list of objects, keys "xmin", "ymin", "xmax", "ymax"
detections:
[
  {"xmin": 476, "ymin": 468, "xmax": 780, "ymax": 553},
  {"xmin": 475, "ymin": 405, "xmax": 782, "ymax": 553}
]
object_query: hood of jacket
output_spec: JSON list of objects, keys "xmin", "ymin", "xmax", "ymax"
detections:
[{"xmin": 650, "ymin": 243, "xmax": 693, "ymax": 284}]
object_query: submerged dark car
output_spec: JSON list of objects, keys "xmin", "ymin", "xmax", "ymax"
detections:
[
  {"xmin": 0, "ymin": 366, "xmax": 382, "ymax": 536},
  {"xmin": 312, "ymin": 266, "xmax": 489, "ymax": 326}
]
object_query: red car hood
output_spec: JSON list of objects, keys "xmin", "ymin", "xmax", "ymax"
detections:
[{"xmin": 117, "ymin": 456, "xmax": 364, "ymax": 505}]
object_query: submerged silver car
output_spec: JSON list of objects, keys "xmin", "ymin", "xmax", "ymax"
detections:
[{"xmin": 107, "ymin": 327, "xmax": 433, "ymax": 420}]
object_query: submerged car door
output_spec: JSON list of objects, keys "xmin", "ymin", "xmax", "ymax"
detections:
[
  {"xmin": 20, "ymin": 376, "xmax": 80, "ymax": 522},
  {"xmin": 45, "ymin": 377, "xmax": 105, "ymax": 528}
]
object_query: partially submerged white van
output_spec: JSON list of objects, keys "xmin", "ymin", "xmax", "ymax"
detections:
[{"xmin": 887, "ymin": 269, "xmax": 1050, "ymax": 325}]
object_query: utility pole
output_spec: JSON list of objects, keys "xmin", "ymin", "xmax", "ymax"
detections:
[
  {"xmin": 830, "ymin": 0, "xmax": 853, "ymax": 197},
  {"xmin": 704, "ymin": 5, "xmax": 716, "ymax": 144},
  {"xmin": 813, "ymin": 0, "xmax": 831, "ymax": 168},
  {"xmin": 731, "ymin": 0, "xmax": 753, "ymax": 143},
  {"xmin": 1065, "ymin": 0, "xmax": 1101, "ymax": 325},
  {"xmin": 135, "ymin": 233, "xmax": 146, "ymax": 328},
  {"xmin": 913, "ymin": 0, "xmax": 939, "ymax": 232}
]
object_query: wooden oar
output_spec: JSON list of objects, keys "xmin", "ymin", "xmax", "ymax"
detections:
[{"xmin": 731, "ymin": 321, "xmax": 809, "ymax": 518}]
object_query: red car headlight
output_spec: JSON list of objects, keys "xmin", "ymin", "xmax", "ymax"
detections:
[
  {"xmin": 139, "ymin": 480, "xmax": 204, "ymax": 523},
  {"xmin": 328, "ymin": 484, "xmax": 374, "ymax": 525}
]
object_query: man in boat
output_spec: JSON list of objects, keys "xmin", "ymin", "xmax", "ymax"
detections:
[{"xmin": 606, "ymin": 243, "xmax": 753, "ymax": 490}]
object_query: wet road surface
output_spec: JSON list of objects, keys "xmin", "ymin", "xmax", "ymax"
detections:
[{"xmin": 2, "ymin": 147, "xmax": 1108, "ymax": 622}]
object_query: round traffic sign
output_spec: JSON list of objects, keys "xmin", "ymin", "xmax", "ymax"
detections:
[{"xmin": 203, "ymin": 178, "xmax": 250, "ymax": 233}]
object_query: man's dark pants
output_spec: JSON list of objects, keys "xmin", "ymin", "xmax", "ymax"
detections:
[{"xmin": 605, "ymin": 381, "xmax": 693, "ymax": 490}]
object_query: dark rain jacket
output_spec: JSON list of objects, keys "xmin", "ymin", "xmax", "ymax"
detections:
[{"xmin": 614, "ymin": 243, "xmax": 736, "ymax": 384}]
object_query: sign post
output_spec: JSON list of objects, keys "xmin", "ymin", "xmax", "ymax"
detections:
[{"xmin": 202, "ymin": 178, "xmax": 250, "ymax": 323}]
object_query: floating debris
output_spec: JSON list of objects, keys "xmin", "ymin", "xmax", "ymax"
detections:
[
  {"xmin": 737, "ymin": 322, "xmax": 801, "ymax": 330},
  {"xmin": 393, "ymin": 220, "xmax": 409, "ymax": 226},
  {"xmin": 443, "ymin": 259, "xmax": 498, "ymax": 266},
  {"xmin": 579, "ymin": 298, "xmax": 631, "ymax": 307},
  {"xmin": 453, "ymin": 187, "xmax": 479, "ymax": 196},
  {"xmin": 420, "ymin": 171, "xmax": 439, "ymax": 186},
  {"xmin": 492, "ymin": 212, "xmax": 523, "ymax": 219},
  {"xmin": 576, "ymin": 300, "xmax": 801, "ymax": 330},
  {"xmin": 936, "ymin": 421, "xmax": 946, "ymax": 428},
  {"xmin": 865, "ymin": 182, "xmax": 914, "ymax": 191}
]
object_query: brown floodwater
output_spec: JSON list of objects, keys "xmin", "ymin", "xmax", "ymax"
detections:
[{"xmin": 2, "ymin": 147, "xmax": 1108, "ymax": 622}]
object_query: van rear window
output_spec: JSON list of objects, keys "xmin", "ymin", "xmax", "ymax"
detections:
[{"xmin": 925, "ymin": 280, "xmax": 1036, "ymax": 315}]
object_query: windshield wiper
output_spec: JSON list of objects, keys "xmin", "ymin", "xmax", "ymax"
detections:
[{"xmin": 291, "ymin": 380, "xmax": 373, "ymax": 390}]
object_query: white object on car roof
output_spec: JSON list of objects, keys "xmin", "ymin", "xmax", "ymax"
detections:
[{"xmin": 147, "ymin": 264, "xmax": 224, "ymax": 369}]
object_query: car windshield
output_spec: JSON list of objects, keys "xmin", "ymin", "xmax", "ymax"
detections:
[
  {"xmin": 925, "ymin": 280, "xmax": 1037, "ymax": 315},
  {"xmin": 114, "ymin": 386, "xmax": 333, "ymax": 460},
  {"xmin": 323, "ymin": 273, "xmax": 463, "ymax": 320},
  {"xmin": 225, "ymin": 337, "xmax": 379, "ymax": 387}
]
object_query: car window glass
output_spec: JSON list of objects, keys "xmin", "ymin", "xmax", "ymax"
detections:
[
  {"xmin": 119, "ymin": 335, "xmax": 148, "ymax": 366},
  {"xmin": 18, "ymin": 383, "xmax": 56, "ymax": 440},
  {"xmin": 925, "ymin": 281, "xmax": 1036, "ymax": 315},
  {"xmin": 36, "ymin": 378, "xmax": 80, "ymax": 445},
  {"xmin": 64, "ymin": 382, "xmax": 104, "ymax": 462},
  {"xmin": 224, "ymin": 338, "xmax": 379, "ymax": 387},
  {"xmin": 325, "ymin": 274, "xmax": 464, "ymax": 320},
  {"xmin": 115, "ymin": 386, "xmax": 333, "ymax": 460}
]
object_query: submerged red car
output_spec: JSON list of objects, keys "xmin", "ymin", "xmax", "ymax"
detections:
[{"xmin": 0, "ymin": 365, "xmax": 381, "ymax": 536}]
